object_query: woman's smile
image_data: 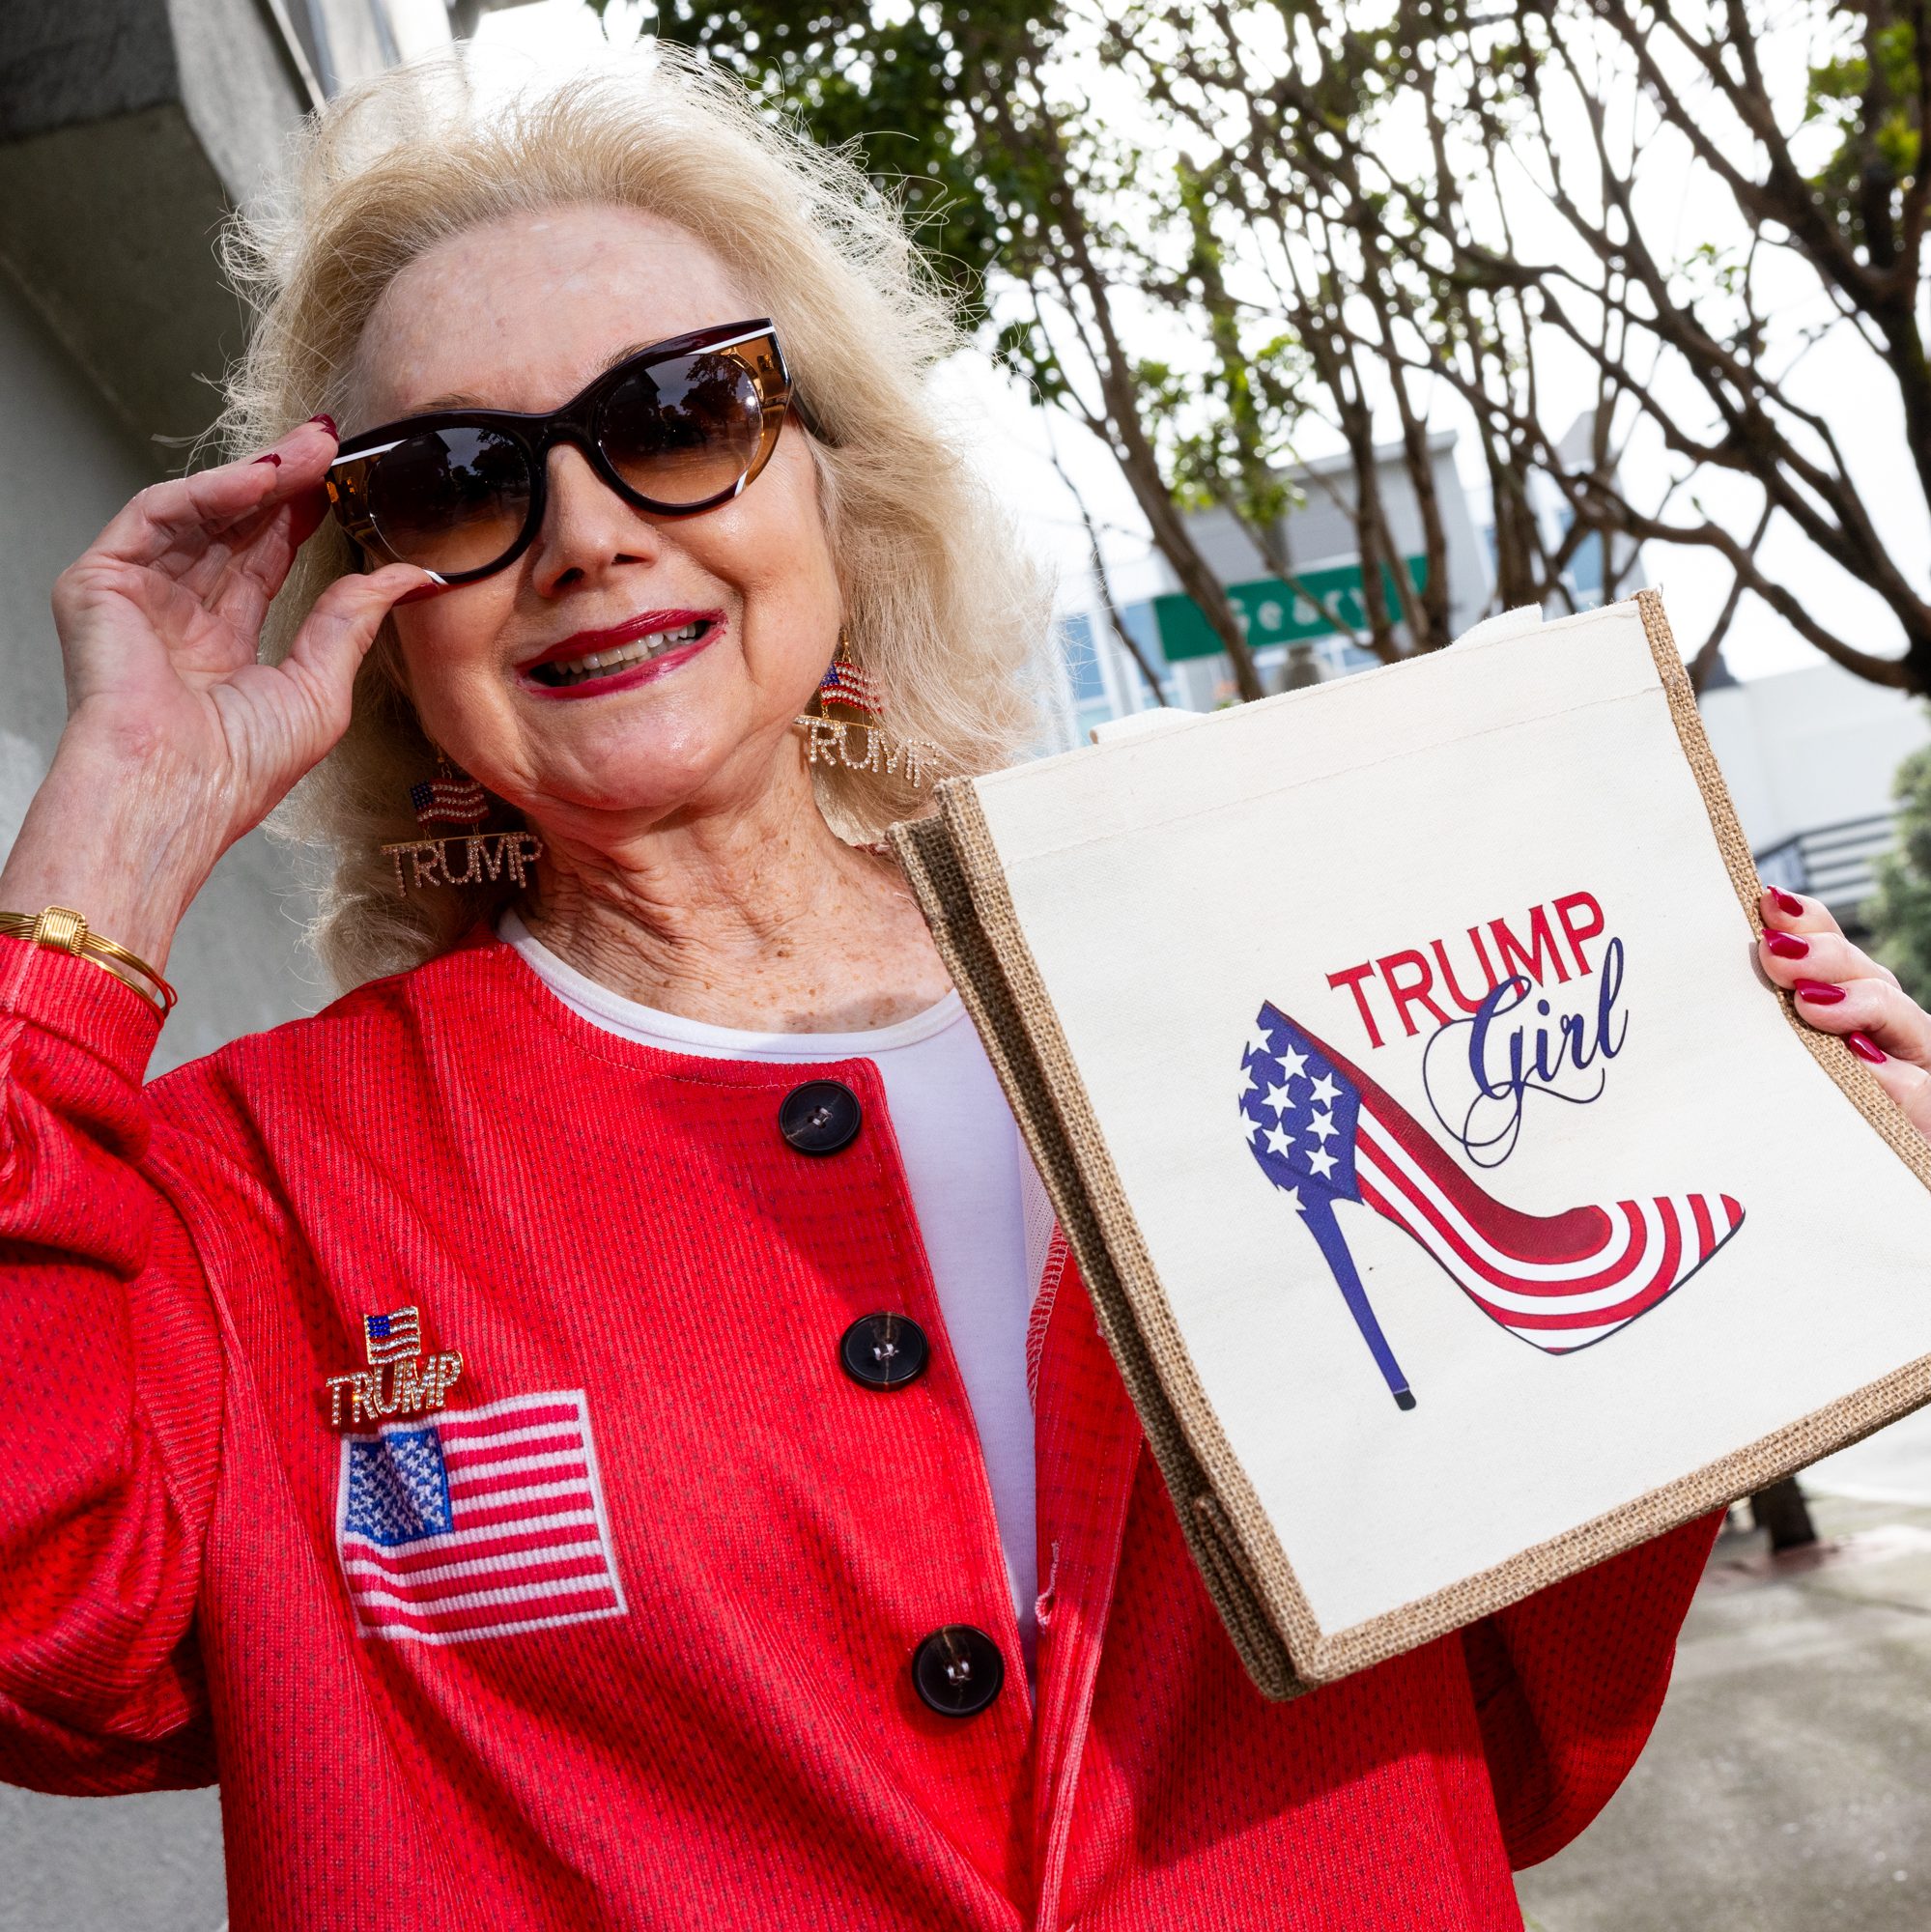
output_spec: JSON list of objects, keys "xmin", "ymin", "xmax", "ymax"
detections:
[{"xmin": 515, "ymin": 607, "xmax": 725, "ymax": 697}]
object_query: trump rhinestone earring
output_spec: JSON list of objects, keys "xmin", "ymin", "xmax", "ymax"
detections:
[
  {"xmin": 794, "ymin": 629, "xmax": 939, "ymax": 786},
  {"xmin": 380, "ymin": 752, "xmax": 544, "ymax": 897}
]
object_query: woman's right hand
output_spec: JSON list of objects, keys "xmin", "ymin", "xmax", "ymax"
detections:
[
  {"xmin": 50, "ymin": 416, "xmax": 432, "ymax": 863},
  {"xmin": 1, "ymin": 418, "xmax": 435, "ymax": 971}
]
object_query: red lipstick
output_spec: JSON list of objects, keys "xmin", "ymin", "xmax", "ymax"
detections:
[{"xmin": 517, "ymin": 609, "xmax": 724, "ymax": 698}]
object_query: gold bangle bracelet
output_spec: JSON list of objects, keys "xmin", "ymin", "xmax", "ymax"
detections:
[{"xmin": 0, "ymin": 906, "xmax": 178, "ymax": 1016}]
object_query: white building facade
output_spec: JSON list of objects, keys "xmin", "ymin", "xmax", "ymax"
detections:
[
  {"xmin": 1700, "ymin": 657, "xmax": 1929, "ymax": 932},
  {"xmin": 0, "ymin": 0, "xmax": 464, "ymax": 1080}
]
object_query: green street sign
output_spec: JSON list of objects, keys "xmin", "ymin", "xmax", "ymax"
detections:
[{"xmin": 1150, "ymin": 556, "xmax": 1430, "ymax": 662}]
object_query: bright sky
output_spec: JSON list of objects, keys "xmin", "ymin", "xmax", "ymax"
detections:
[{"xmin": 453, "ymin": 0, "xmax": 1915, "ymax": 684}]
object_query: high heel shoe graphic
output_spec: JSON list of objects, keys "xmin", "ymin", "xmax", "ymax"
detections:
[{"xmin": 1240, "ymin": 1002, "xmax": 1744, "ymax": 1409}]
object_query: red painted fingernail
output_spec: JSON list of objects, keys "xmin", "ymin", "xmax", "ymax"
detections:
[
  {"xmin": 1847, "ymin": 1031, "xmax": 1888, "ymax": 1064},
  {"xmin": 307, "ymin": 413, "xmax": 339, "ymax": 440},
  {"xmin": 1773, "ymin": 890, "xmax": 1804, "ymax": 917},
  {"xmin": 1765, "ymin": 931, "xmax": 1809, "ymax": 959},
  {"xmin": 395, "ymin": 580, "xmax": 446, "ymax": 606},
  {"xmin": 1794, "ymin": 979, "xmax": 1845, "ymax": 1006},
  {"xmin": 252, "ymin": 452, "xmax": 282, "ymax": 467}
]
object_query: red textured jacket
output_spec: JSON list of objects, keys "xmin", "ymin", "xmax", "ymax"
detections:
[{"xmin": 0, "ymin": 930, "xmax": 1715, "ymax": 1930}]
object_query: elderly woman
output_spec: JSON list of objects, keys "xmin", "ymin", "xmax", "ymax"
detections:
[{"xmin": 3, "ymin": 48, "xmax": 1927, "ymax": 1932}]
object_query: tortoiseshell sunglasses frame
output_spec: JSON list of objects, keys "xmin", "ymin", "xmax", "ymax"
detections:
[{"xmin": 323, "ymin": 318, "xmax": 805, "ymax": 584}]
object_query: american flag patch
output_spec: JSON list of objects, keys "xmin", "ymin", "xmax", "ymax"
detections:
[
  {"xmin": 409, "ymin": 774, "xmax": 489, "ymax": 826},
  {"xmin": 334, "ymin": 1391, "xmax": 626, "ymax": 1644}
]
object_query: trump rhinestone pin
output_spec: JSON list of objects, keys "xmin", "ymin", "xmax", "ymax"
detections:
[{"xmin": 324, "ymin": 1304, "xmax": 465, "ymax": 1431}]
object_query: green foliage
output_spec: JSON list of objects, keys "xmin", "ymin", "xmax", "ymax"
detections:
[
  {"xmin": 1804, "ymin": 10, "xmax": 1923, "ymax": 265},
  {"xmin": 641, "ymin": 0, "xmax": 1301, "ymax": 687},
  {"xmin": 645, "ymin": 7, "xmax": 1327, "ymax": 488},
  {"xmin": 1867, "ymin": 733, "xmax": 1931, "ymax": 1007},
  {"xmin": 649, "ymin": 3, "xmax": 1071, "ymax": 331},
  {"xmin": 1155, "ymin": 331, "xmax": 1309, "ymax": 524}
]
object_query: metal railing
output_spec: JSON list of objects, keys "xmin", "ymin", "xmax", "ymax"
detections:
[{"xmin": 1754, "ymin": 811, "xmax": 1899, "ymax": 918}]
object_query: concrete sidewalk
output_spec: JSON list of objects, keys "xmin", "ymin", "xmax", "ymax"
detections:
[
  {"xmin": 0, "ymin": 1781, "xmax": 221, "ymax": 1932},
  {"xmin": 1518, "ymin": 1425, "xmax": 1931, "ymax": 1931}
]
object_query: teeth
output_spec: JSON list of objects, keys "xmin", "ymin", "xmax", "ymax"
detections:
[{"xmin": 532, "ymin": 620, "xmax": 708, "ymax": 687}]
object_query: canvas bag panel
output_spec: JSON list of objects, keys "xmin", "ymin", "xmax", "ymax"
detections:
[{"xmin": 894, "ymin": 590, "xmax": 1931, "ymax": 1695}]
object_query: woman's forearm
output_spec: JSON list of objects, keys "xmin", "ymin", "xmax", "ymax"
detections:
[{"xmin": 0, "ymin": 730, "xmax": 226, "ymax": 975}]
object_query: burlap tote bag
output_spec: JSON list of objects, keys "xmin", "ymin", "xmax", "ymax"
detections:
[{"xmin": 893, "ymin": 588, "xmax": 1931, "ymax": 1700}]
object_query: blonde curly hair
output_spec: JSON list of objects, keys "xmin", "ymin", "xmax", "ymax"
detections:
[{"xmin": 217, "ymin": 43, "xmax": 1052, "ymax": 990}]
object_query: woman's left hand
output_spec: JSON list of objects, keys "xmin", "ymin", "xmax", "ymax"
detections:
[{"xmin": 1757, "ymin": 887, "xmax": 1931, "ymax": 1144}]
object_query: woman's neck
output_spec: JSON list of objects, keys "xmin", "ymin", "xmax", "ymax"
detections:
[{"xmin": 515, "ymin": 762, "xmax": 951, "ymax": 1033}]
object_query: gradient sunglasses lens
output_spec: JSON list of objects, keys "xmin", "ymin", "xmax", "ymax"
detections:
[
  {"xmin": 596, "ymin": 349, "xmax": 767, "ymax": 507},
  {"xmin": 365, "ymin": 425, "xmax": 534, "ymax": 578}
]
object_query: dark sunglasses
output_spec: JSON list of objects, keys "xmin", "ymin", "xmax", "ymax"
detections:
[{"xmin": 324, "ymin": 318, "xmax": 802, "ymax": 585}]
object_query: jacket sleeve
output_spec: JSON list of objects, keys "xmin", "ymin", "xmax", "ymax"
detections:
[
  {"xmin": 1461, "ymin": 1508, "xmax": 1721, "ymax": 1867},
  {"xmin": 0, "ymin": 938, "xmax": 223, "ymax": 1795}
]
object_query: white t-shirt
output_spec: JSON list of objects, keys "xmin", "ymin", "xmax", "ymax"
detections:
[{"xmin": 499, "ymin": 911, "xmax": 1041, "ymax": 1667}]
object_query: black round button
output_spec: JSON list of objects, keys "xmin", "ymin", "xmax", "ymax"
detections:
[
  {"xmin": 839, "ymin": 1313, "xmax": 929, "ymax": 1391},
  {"xmin": 913, "ymin": 1625, "xmax": 1005, "ymax": 1718},
  {"xmin": 778, "ymin": 1079, "xmax": 863, "ymax": 1154}
]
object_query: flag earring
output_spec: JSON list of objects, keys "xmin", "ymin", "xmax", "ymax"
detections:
[
  {"xmin": 794, "ymin": 629, "xmax": 940, "ymax": 786},
  {"xmin": 380, "ymin": 752, "xmax": 544, "ymax": 897}
]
